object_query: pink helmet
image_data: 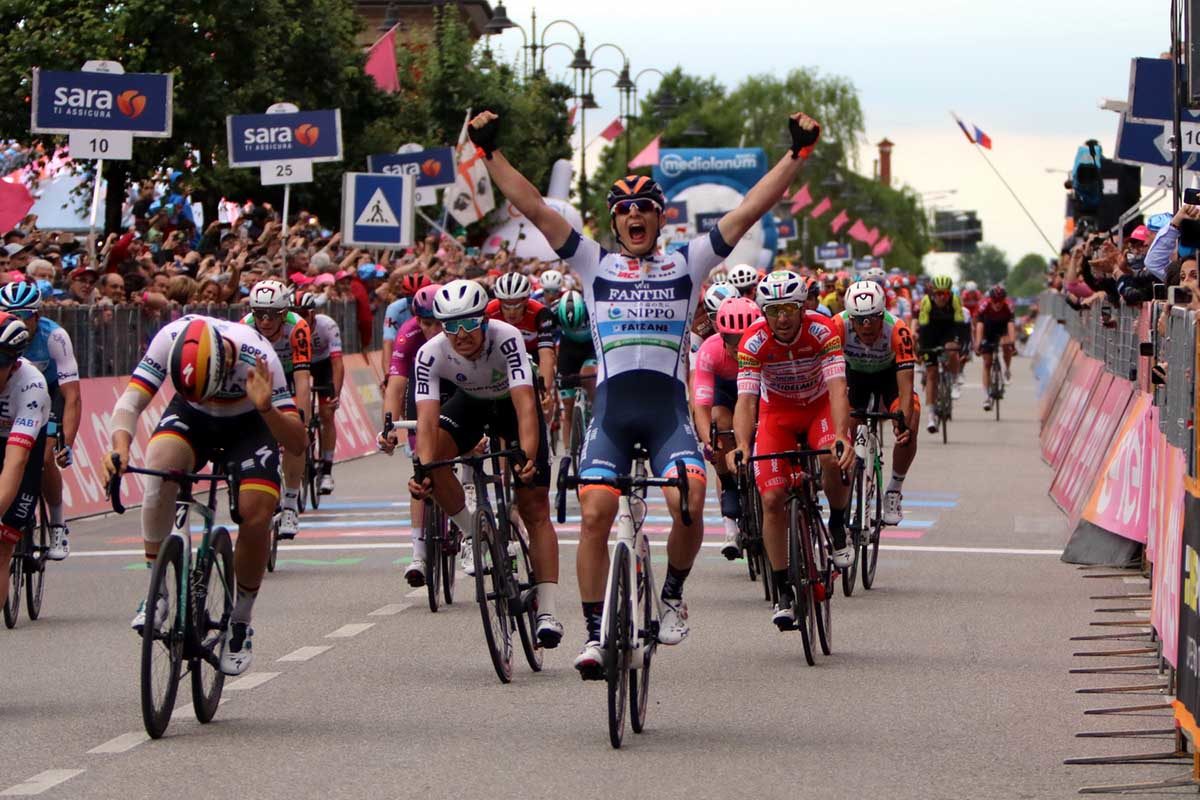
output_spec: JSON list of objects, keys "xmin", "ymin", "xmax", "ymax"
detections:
[
  {"xmin": 412, "ymin": 283, "xmax": 443, "ymax": 319},
  {"xmin": 714, "ymin": 297, "xmax": 762, "ymax": 335}
]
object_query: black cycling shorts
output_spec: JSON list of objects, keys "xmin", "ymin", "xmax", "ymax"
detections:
[
  {"xmin": 558, "ymin": 337, "xmax": 598, "ymax": 382},
  {"xmin": 0, "ymin": 429, "xmax": 47, "ymax": 544},
  {"xmin": 437, "ymin": 390, "xmax": 551, "ymax": 488},
  {"xmin": 311, "ymin": 359, "xmax": 335, "ymax": 399},
  {"xmin": 711, "ymin": 376, "xmax": 738, "ymax": 410},
  {"xmin": 978, "ymin": 321, "xmax": 1010, "ymax": 354},
  {"xmin": 918, "ymin": 322, "xmax": 968, "ymax": 365},
  {"xmin": 846, "ymin": 368, "xmax": 920, "ymax": 414}
]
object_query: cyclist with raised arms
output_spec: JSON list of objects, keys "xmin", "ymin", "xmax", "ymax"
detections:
[
  {"xmin": 693, "ymin": 296, "xmax": 761, "ymax": 558},
  {"xmin": 0, "ymin": 314, "xmax": 51, "ymax": 606},
  {"xmin": 913, "ymin": 274, "xmax": 964, "ymax": 434},
  {"xmin": 0, "ymin": 282, "xmax": 80, "ymax": 560},
  {"xmin": 296, "ymin": 292, "xmax": 344, "ymax": 494},
  {"xmin": 555, "ymin": 290, "xmax": 597, "ymax": 452},
  {"xmin": 728, "ymin": 270, "xmax": 855, "ymax": 631},
  {"xmin": 405, "ymin": 280, "xmax": 563, "ymax": 646},
  {"xmin": 466, "ymin": 107, "xmax": 822, "ymax": 674},
  {"xmin": 831, "ymin": 281, "xmax": 919, "ymax": 525},
  {"xmin": 101, "ymin": 315, "xmax": 305, "ymax": 675},
  {"xmin": 486, "ymin": 272, "xmax": 558, "ymax": 415}
]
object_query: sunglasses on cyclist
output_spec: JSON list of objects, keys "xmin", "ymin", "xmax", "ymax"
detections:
[
  {"xmin": 252, "ymin": 309, "xmax": 283, "ymax": 321},
  {"xmin": 853, "ymin": 313, "xmax": 884, "ymax": 324},
  {"xmin": 8, "ymin": 309, "xmax": 35, "ymax": 320},
  {"xmin": 442, "ymin": 316, "xmax": 485, "ymax": 335},
  {"xmin": 720, "ymin": 332, "xmax": 743, "ymax": 346},
  {"xmin": 612, "ymin": 199, "xmax": 661, "ymax": 216},
  {"xmin": 762, "ymin": 302, "xmax": 802, "ymax": 318}
]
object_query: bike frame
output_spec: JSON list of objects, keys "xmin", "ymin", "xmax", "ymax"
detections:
[{"xmin": 598, "ymin": 480, "xmax": 660, "ymax": 663}]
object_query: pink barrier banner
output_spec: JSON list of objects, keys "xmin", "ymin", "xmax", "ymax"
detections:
[
  {"xmin": 1039, "ymin": 340, "xmax": 1080, "ymax": 425},
  {"xmin": 1152, "ymin": 443, "xmax": 1187, "ymax": 667},
  {"xmin": 1050, "ymin": 376, "xmax": 1133, "ymax": 523},
  {"xmin": 1081, "ymin": 393, "xmax": 1155, "ymax": 544},
  {"xmin": 1040, "ymin": 353, "xmax": 1103, "ymax": 468}
]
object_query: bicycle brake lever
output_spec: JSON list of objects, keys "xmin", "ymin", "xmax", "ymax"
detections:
[
  {"xmin": 674, "ymin": 458, "xmax": 692, "ymax": 527},
  {"xmin": 107, "ymin": 454, "xmax": 125, "ymax": 515}
]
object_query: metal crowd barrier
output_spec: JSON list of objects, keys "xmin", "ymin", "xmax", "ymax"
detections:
[{"xmin": 39, "ymin": 299, "xmax": 361, "ymax": 378}]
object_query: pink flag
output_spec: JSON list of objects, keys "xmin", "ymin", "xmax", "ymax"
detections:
[
  {"xmin": 364, "ymin": 25, "xmax": 400, "ymax": 93},
  {"xmin": 598, "ymin": 118, "xmax": 625, "ymax": 142},
  {"xmin": 628, "ymin": 135, "xmax": 661, "ymax": 169},
  {"xmin": 829, "ymin": 209, "xmax": 849, "ymax": 233},
  {"xmin": 567, "ymin": 103, "xmax": 580, "ymax": 126},
  {"xmin": 872, "ymin": 236, "xmax": 893, "ymax": 257},
  {"xmin": 848, "ymin": 219, "xmax": 871, "ymax": 242},
  {"xmin": 809, "ymin": 196, "xmax": 832, "ymax": 218},
  {"xmin": 789, "ymin": 183, "xmax": 813, "ymax": 214},
  {"xmin": 865, "ymin": 227, "xmax": 880, "ymax": 247}
]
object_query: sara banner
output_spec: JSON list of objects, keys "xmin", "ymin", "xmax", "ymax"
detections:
[
  {"xmin": 31, "ymin": 69, "xmax": 173, "ymax": 136},
  {"xmin": 226, "ymin": 109, "xmax": 343, "ymax": 167},
  {"xmin": 367, "ymin": 147, "xmax": 456, "ymax": 190}
]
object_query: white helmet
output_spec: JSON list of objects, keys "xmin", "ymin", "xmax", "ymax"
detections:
[
  {"xmin": 539, "ymin": 269, "xmax": 563, "ymax": 292},
  {"xmin": 703, "ymin": 283, "xmax": 739, "ymax": 315},
  {"xmin": 494, "ymin": 272, "xmax": 531, "ymax": 301},
  {"xmin": 863, "ymin": 267, "xmax": 887, "ymax": 286},
  {"xmin": 844, "ymin": 281, "xmax": 887, "ymax": 317},
  {"xmin": 708, "ymin": 267, "xmax": 730, "ymax": 285},
  {"xmin": 727, "ymin": 263, "xmax": 759, "ymax": 290},
  {"xmin": 755, "ymin": 270, "xmax": 807, "ymax": 307},
  {"xmin": 434, "ymin": 279, "xmax": 489, "ymax": 319},
  {"xmin": 965, "ymin": 280, "xmax": 978, "ymax": 292},
  {"xmin": 249, "ymin": 279, "xmax": 291, "ymax": 311}
]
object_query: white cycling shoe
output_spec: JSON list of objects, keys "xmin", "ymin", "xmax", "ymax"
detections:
[
  {"xmin": 460, "ymin": 537, "xmax": 475, "ymax": 577},
  {"xmin": 319, "ymin": 472, "xmax": 335, "ymax": 495},
  {"xmin": 131, "ymin": 594, "xmax": 169, "ymax": 635},
  {"xmin": 47, "ymin": 525, "xmax": 69, "ymax": 560},
  {"xmin": 882, "ymin": 490, "xmax": 904, "ymax": 526},
  {"xmin": 926, "ymin": 412, "xmax": 939, "ymax": 434},
  {"xmin": 574, "ymin": 640, "xmax": 604, "ymax": 680},
  {"xmin": 658, "ymin": 597, "xmax": 689, "ymax": 645},
  {"xmin": 404, "ymin": 559, "xmax": 426, "ymax": 588},
  {"xmin": 219, "ymin": 622, "xmax": 254, "ymax": 676},
  {"xmin": 772, "ymin": 601, "xmax": 797, "ymax": 631},
  {"xmin": 983, "ymin": 397, "xmax": 994, "ymax": 412},
  {"xmin": 830, "ymin": 546, "xmax": 855, "ymax": 570},
  {"xmin": 278, "ymin": 508, "xmax": 300, "ymax": 540},
  {"xmin": 535, "ymin": 613, "xmax": 564, "ymax": 648},
  {"xmin": 720, "ymin": 524, "xmax": 740, "ymax": 561},
  {"xmin": 951, "ymin": 384, "xmax": 962, "ymax": 400}
]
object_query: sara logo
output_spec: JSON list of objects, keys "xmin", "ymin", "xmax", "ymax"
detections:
[
  {"xmin": 242, "ymin": 123, "xmax": 320, "ymax": 147},
  {"xmin": 53, "ymin": 87, "xmax": 146, "ymax": 119},
  {"xmin": 421, "ymin": 158, "xmax": 442, "ymax": 178}
]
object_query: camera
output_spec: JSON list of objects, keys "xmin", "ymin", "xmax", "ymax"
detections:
[{"xmin": 1169, "ymin": 285, "xmax": 1193, "ymax": 304}]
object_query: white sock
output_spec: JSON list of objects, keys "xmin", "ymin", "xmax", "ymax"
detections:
[
  {"xmin": 410, "ymin": 526, "xmax": 426, "ymax": 561},
  {"xmin": 50, "ymin": 503, "xmax": 65, "ymax": 527},
  {"xmin": 536, "ymin": 582, "xmax": 557, "ymax": 618},
  {"xmin": 723, "ymin": 517, "xmax": 738, "ymax": 539},
  {"xmin": 283, "ymin": 487, "xmax": 300, "ymax": 512},
  {"xmin": 450, "ymin": 507, "xmax": 473, "ymax": 537},
  {"xmin": 887, "ymin": 472, "xmax": 906, "ymax": 494}
]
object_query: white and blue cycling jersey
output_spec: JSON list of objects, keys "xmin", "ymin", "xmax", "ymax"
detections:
[
  {"xmin": 382, "ymin": 297, "xmax": 412, "ymax": 343},
  {"xmin": 24, "ymin": 317, "xmax": 79, "ymax": 391}
]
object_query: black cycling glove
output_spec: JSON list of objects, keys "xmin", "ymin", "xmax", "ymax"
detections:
[
  {"xmin": 468, "ymin": 114, "xmax": 501, "ymax": 159},
  {"xmin": 788, "ymin": 117, "xmax": 820, "ymax": 159}
]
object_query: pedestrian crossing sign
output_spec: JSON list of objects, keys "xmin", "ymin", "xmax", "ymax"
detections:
[{"xmin": 341, "ymin": 172, "xmax": 415, "ymax": 248}]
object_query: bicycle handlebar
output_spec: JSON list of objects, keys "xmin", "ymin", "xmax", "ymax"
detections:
[
  {"xmin": 106, "ymin": 455, "xmax": 227, "ymax": 516},
  {"xmin": 555, "ymin": 455, "xmax": 692, "ymax": 527},
  {"xmin": 412, "ymin": 446, "xmax": 527, "ymax": 483},
  {"xmin": 747, "ymin": 447, "xmax": 831, "ymax": 464},
  {"xmin": 851, "ymin": 409, "xmax": 908, "ymax": 432}
]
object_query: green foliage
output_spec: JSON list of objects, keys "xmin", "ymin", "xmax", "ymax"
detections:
[
  {"xmin": 957, "ymin": 244, "xmax": 1011, "ymax": 287},
  {"xmin": 1008, "ymin": 253, "xmax": 1048, "ymax": 298}
]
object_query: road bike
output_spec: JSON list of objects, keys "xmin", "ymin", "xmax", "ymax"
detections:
[
  {"xmin": 107, "ymin": 456, "xmax": 236, "ymax": 739},
  {"xmin": 713, "ymin": 421, "xmax": 771, "ymax": 596},
  {"xmin": 556, "ymin": 453, "xmax": 691, "ymax": 749},
  {"xmin": 300, "ymin": 393, "xmax": 324, "ymax": 512},
  {"xmin": 557, "ymin": 372, "xmax": 594, "ymax": 488},
  {"xmin": 847, "ymin": 405, "xmax": 905, "ymax": 593},
  {"xmin": 986, "ymin": 345, "xmax": 1005, "ymax": 421},
  {"xmin": 927, "ymin": 346, "xmax": 954, "ymax": 444},
  {"xmin": 5, "ymin": 429, "xmax": 64, "ymax": 628},
  {"xmin": 748, "ymin": 445, "xmax": 835, "ymax": 666},
  {"xmin": 413, "ymin": 439, "xmax": 541, "ymax": 683}
]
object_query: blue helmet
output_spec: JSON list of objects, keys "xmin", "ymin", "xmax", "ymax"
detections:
[{"xmin": 0, "ymin": 281, "xmax": 42, "ymax": 312}]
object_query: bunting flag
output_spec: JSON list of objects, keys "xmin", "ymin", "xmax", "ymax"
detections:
[
  {"xmin": 809, "ymin": 196, "xmax": 832, "ymax": 218},
  {"xmin": 598, "ymin": 118, "xmax": 625, "ymax": 142},
  {"xmin": 829, "ymin": 209, "xmax": 850, "ymax": 233},
  {"xmin": 628, "ymin": 135, "xmax": 660, "ymax": 169},
  {"xmin": 847, "ymin": 218, "xmax": 871, "ymax": 242},
  {"xmin": 364, "ymin": 24, "xmax": 400, "ymax": 93},
  {"xmin": 789, "ymin": 183, "xmax": 813, "ymax": 214},
  {"xmin": 865, "ymin": 227, "xmax": 880, "ymax": 247},
  {"xmin": 872, "ymin": 236, "xmax": 893, "ymax": 257}
]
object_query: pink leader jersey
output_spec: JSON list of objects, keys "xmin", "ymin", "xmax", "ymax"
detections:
[{"xmin": 692, "ymin": 333, "xmax": 740, "ymax": 408}]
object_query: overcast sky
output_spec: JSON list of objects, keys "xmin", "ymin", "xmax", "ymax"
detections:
[{"xmin": 487, "ymin": 0, "xmax": 1169, "ymax": 263}]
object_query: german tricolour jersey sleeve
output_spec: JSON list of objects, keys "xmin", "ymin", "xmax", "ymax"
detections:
[{"xmin": 130, "ymin": 316, "xmax": 187, "ymax": 397}]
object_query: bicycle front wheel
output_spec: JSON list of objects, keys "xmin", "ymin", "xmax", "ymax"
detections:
[
  {"xmin": 473, "ymin": 509, "xmax": 513, "ymax": 684},
  {"xmin": 441, "ymin": 513, "xmax": 457, "ymax": 605},
  {"xmin": 861, "ymin": 461, "xmax": 883, "ymax": 590},
  {"xmin": 425, "ymin": 500, "xmax": 442, "ymax": 613},
  {"xmin": 267, "ymin": 513, "xmax": 279, "ymax": 573},
  {"xmin": 842, "ymin": 460, "xmax": 864, "ymax": 598},
  {"xmin": 787, "ymin": 497, "xmax": 815, "ymax": 666},
  {"xmin": 307, "ymin": 422, "xmax": 323, "ymax": 510},
  {"xmin": 192, "ymin": 526, "xmax": 233, "ymax": 723},
  {"xmin": 810, "ymin": 510, "xmax": 833, "ymax": 656},
  {"xmin": 141, "ymin": 535, "xmax": 184, "ymax": 739},
  {"xmin": 630, "ymin": 552, "xmax": 655, "ymax": 734},
  {"xmin": 4, "ymin": 537, "xmax": 22, "ymax": 629},
  {"xmin": 606, "ymin": 542, "xmax": 631, "ymax": 749},
  {"xmin": 512, "ymin": 523, "xmax": 543, "ymax": 673},
  {"xmin": 26, "ymin": 517, "xmax": 47, "ymax": 621}
]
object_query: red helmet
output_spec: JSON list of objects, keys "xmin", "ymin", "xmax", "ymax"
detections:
[
  {"xmin": 715, "ymin": 297, "xmax": 762, "ymax": 335},
  {"xmin": 989, "ymin": 285, "xmax": 1008, "ymax": 301},
  {"xmin": 412, "ymin": 284, "xmax": 442, "ymax": 319},
  {"xmin": 401, "ymin": 273, "xmax": 431, "ymax": 297}
]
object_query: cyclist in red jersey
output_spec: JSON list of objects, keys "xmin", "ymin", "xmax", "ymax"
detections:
[
  {"xmin": 960, "ymin": 281, "xmax": 983, "ymax": 318},
  {"xmin": 727, "ymin": 271, "xmax": 855, "ymax": 631},
  {"xmin": 486, "ymin": 272, "xmax": 557, "ymax": 413},
  {"xmin": 973, "ymin": 285, "xmax": 1017, "ymax": 409}
]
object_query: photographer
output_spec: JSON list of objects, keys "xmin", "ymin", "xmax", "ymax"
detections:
[{"xmin": 1145, "ymin": 204, "xmax": 1200, "ymax": 281}]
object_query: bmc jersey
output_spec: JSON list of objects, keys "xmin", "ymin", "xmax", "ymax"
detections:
[
  {"xmin": 413, "ymin": 319, "xmax": 533, "ymax": 402},
  {"xmin": 383, "ymin": 297, "xmax": 412, "ymax": 342},
  {"xmin": 309, "ymin": 313, "xmax": 342, "ymax": 362},
  {"xmin": 554, "ymin": 228, "xmax": 732, "ymax": 384},
  {"xmin": 241, "ymin": 310, "xmax": 311, "ymax": 376},
  {"xmin": 737, "ymin": 315, "xmax": 845, "ymax": 407},
  {"xmin": 974, "ymin": 297, "xmax": 1014, "ymax": 325},
  {"xmin": 692, "ymin": 334, "xmax": 739, "ymax": 408},
  {"xmin": 484, "ymin": 298, "xmax": 556, "ymax": 354},
  {"xmin": 131, "ymin": 315, "xmax": 295, "ymax": 418},
  {"xmin": 24, "ymin": 317, "xmax": 79, "ymax": 388},
  {"xmin": 0, "ymin": 360, "xmax": 50, "ymax": 450},
  {"xmin": 830, "ymin": 311, "xmax": 917, "ymax": 374}
]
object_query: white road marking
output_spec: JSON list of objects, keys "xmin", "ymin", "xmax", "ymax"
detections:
[
  {"xmin": 277, "ymin": 645, "xmax": 332, "ymax": 662},
  {"xmin": 1134, "ymin": 610, "xmax": 1151, "ymax": 619},
  {"xmin": 406, "ymin": 587, "xmax": 425, "ymax": 597},
  {"xmin": 878, "ymin": 544, "xmax": 1061, "ymax": 556},
  {"xmin": 1, "ymin": 770, "xmax": 86, "ymax": 796},
  {"xmin": 226, "ymin": 671, "xmax": 281, "ymax": 690},
  {"xmin": 368, "ymin": 603, "xmax": 411, "ymax": 616},
  {"xmin": 326, "ymin": 623, "xmax": 374, "ymax": 638},
  {"xmin": 87, "ymin": 732, "xmax": 148, "ymax": 754},
  {"xmin": 1124, "ymin": 577, "xmax": 1146, "ymax": 585}
]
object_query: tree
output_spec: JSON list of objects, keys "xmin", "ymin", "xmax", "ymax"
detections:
[
  {"xmin": 957, "ymin": 244, "xmax": 1010, "ymax": 287},
  {"xmin": 1007, "ymin": 253, "xmax": 1048, "ymax": 298}
]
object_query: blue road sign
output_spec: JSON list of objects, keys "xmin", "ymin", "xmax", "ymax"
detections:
[
  {"xmin": 815, "ymin": 243, "xmax": 850, "ymax": 261},
  {"xmin": 1127, "ymin": 57, "xmax": 1200, "ymax": 124},
  {"xmin": 31, "ymin": 69, "xmax": 172, "ymax": 136},
  {"xmin": 367, "ymin": 147, "xmax": 455, "ymax": 189},
  {"xmin": 227, "ymin": 110, "xmax": 342, "ymax": 166},
  {"xmin": 341, "ymin": 172, "xmax": 414, "ymax": 248}
]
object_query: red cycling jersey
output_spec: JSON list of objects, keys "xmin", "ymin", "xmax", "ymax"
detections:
[
  {"xmin": 975, "ymin": 297, "xmax": 1014, "ymax": 325},
  {"xmin": 485, "ymin": 298, "xmax": 557, "ymax": 355},
  {"xmin": 961, "ymin": 289, "xmax": 983, "ymax": 316}
]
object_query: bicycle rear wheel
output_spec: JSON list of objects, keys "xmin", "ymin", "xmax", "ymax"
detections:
[
  {"xmin": 473, "ymin": 509, "xmax": 513, "ymax": 684},
  {"xmin": 842, "ymin": 460, "xmax": 864, "ymax": 598},
  {"xmin": 26, "ymin": 514, "xmax": 47, "ymax": 620},
  {"xmin": 307, "ymin": 421, "xmax": 323, "ymax": 510},
  {"xmin": 4, "ymin": 536, "xmax": 22, "ymax": 629},
  {"xmin": 425, "ymin": 500, "xmax": 442, "ymax": 613},
  {"xmin": 787, "ymin": 497, "xmax": 815, "ymax": 666},
  {"xmin": 141, "ymin": 535, "xmax": 184, "ymax": 739},
  {"xmin": 606, "ymin": 542, "xmax": 631, "ymax": 749},
  {"xmin": 512, "ymin": 522, "xmax": 542, "ymax": 672},
  {"xmin": 810, "ymin": 509, "xmax": 833, "ymax": 656},
  {"xmin": 630, "ymin": 553, "xmax": 655, "ymax": 734},
  {"xmin": 861, "ymin": 461, "xmax": 883, "ymax": 590},
  {"xmin": 569, "ymin": 405, "xmax": 585, "ymax": 499},
  {"xmin": 192, "ymin": 526, "xmax": 233, "ymax": 724}
]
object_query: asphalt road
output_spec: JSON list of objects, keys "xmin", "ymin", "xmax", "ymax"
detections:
[{"xmin": 0, "ymin": 359, "xmax": 1150, "ymax": 799}]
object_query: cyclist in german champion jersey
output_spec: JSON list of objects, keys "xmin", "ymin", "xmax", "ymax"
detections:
[
  {"xmin": 468, "ymin": 107, "xmax": 823, "ymax": 673},
  {"xmin": 0, "ymin": 282, "xmax": 80, "ymax": 560},
  {"xmin": 830, "ymin": 281, "xmax": 919, "ymax": 525},
  {"xmin": 728, "ymin": 271, "xmax": 856, "ymax": 631},
  {"xmin": 403, "ymin": 280, "xmax": 563, "ymax": 645},
  {"xmin": 296, "ymin": 292, "xmax": 344, "ymax": 494},
  {"xmin": 554, "ymin": 290, "xmax": 597, "ymax": 452},
  {"xmin": 0, "ymin": 314, "xmax": 52, "ymax": 607},
  {"xmin": 486, "ymin": 272, "xmax": 558, "ymax": 414},
  {"xmin": 243, "ymin": 280, "xmax": 312, "ymax": 539},
  {"xmin": 973, "ymin": 285, "xmax": 1017, "ymax": 411},
  {"xmin": 101, "ymin": 315, "xmax": 305, "ymax": 675}
]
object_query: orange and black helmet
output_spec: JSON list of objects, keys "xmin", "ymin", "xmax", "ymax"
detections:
[{"xmin": 606, "ymin": 175, "xmax": 666, "ymax": 212}]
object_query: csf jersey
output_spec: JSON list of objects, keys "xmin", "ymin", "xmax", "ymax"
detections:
[
  {"xmin": 484, "ymin": 298, "xmax": 557, "ymax": 355},
  {"xmin": 737, "ymin": 314, "xmax": 845, "ymax": 407},
  {"xmin": 308, "ymin": 313, "xmax": 343, "ymax": 363},
  {"xmin": 0, "ymin": 360, "xmax": 50, "ymax": 450},
  {"xmin": 554, "ymin": 227, "xmax": 732, "ymax": 384},
  {"xmin": 241, "ymin": 310, "xmax": 311, "ymax": 376},
  {"xmin": 23, "ymin": 317, "xmax": 79, "ymax": 390},
  {"xmin": 830, "ymin": 311, "xmax": 917, "ymax": 374},
  {"xmin": 130, "ymin": 315, "xmax": 295, "ymax": 418},
  {"xmin": 413, "ymin": 319, "xmax": 533, "ymax": 402}
]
